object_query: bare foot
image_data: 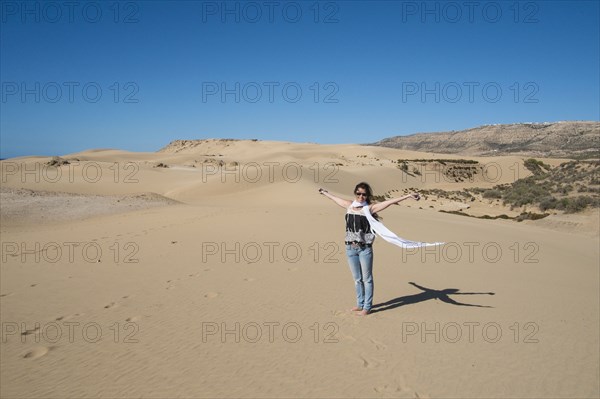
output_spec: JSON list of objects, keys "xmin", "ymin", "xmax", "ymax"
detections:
[
  {"xmin": 354, "ymin": 309, "xmax": 371, "ymax": 316},
  {"xmin": 351, "ymin": 307, "xmax": 363, "ymax": 312}
]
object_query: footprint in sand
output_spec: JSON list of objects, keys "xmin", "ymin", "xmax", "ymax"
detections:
[
  {"xmin": 22, "ymin": 346, "xmax": 52, "ymax": 359},
  {"xmin": 55, "ymin": 313, "xmax": 82, "ymax": 322},
  {"xmin": 204, "ymin": 292, "xmax": 219, "ymax": 299},
  {"xmin": 373, "ymin": 386, "xmax": 429, "ymax": 398},
  {"xmin": 359, "ymin": 355, "xmax": 385, "ymax": 369},
  {"xmin": 21, "ymin": 326, "xmax": 40, "ymax": 336},
  {"xmin": 30, "ymin": 284, "xmax": 37, "ymax": 287},
  {"xmin": 287, "ymin": 267, "xmax": 298, "ymax": 272},
  {"xmin": 373, "ymin": 385, "xmax": 400, "ymax": 394},
  {"xmin": 339, "ymin": 333, "xmax": 357, "ymax": 342},
  {"xmin": 331, "ymin": 310, "xmax": 346, "ymax": 317},
  {"xmin": 330, "ymin": 310, "xmax": 357, "ymax": 321},
  {"xmin": 104, "ymin": 302, "xmax": 117, "ymax": 309},
  {"xmin": 0, "ymin": 292, "xmax": 13, "ymax": 297},
  {"xmin": 125, "ymin": 316, "xmax": 141, "ymax": 322},
  {"xmin": 369, "ymin": 338, "xmax": 388, "ymax": 351},
  {"xmin": 243, "ymin": 278, "xmax": 256, "ymax": 282}
]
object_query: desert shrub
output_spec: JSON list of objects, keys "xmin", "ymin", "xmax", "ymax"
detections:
[
  {"xmin": 501, "ymin": 177, "xmax": 552, "ymax": 207},
  {"xmin": 560, "ymin": 184, "xmax": 573, "ymax": 194},
  {"xmin": 466, "ymin": 187, "xmax": 486, "ymax": 194},
  {"xmin": 515, "ymin": 212, "xmax": 550, "ymax": 222},
  {"xmin": 482, "ymin": 189, "xmax": 502, "ymax": 199},
  {"xmin": 563, "ymin": 196, "xmax": 599, "ymax": 213},
  {"xmin": 524, "ymin": 158, "xmax": 551, "ymax": 176},
  {"xmin": 539, "ymin": 196, "xmax": 558, "ymax": 211}
]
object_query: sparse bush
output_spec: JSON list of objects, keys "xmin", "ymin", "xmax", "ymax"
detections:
[
  {"xmin": 46, "ymin": 156, "xmax": 70, "ymax": 167},
  {"xmin": 539, "ymin": 196, "xmax": 558, "ymax": 211},
  {"xmin": 564, "ymin": 196, "xmax": 599, "ymax": 213},
  {"xmin": 482, "ymin": 189, "xmax": 502, "ymax": 199},
  {"xmin": 524, "ymin": 158, "xmax": 551, "ymax": 176},
  {"xmin": 432, "ymin": 160, "xmax": 600, "ymax": 214},
  {"xmin": 515, "ymin": 212, "xmax": 550, "ymax": 222}
]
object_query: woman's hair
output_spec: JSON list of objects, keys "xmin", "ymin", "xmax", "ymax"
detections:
[
  {"xmin": 354, "ymin": 182, "xmax": 381, "ymax": 220},
  {"xmin": 354, "ymin": 182, "xmax": 374, "ymax": 203}
]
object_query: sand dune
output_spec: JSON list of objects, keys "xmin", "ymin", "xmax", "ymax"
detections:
[{"xmin": 1, "ymin": 141, "xmax": 598, "ymax": 398}]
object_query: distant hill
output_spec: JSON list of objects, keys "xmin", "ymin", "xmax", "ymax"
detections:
[{"xmin": 369, "ymin": 121, "xmax": 600, "ymax": 158}]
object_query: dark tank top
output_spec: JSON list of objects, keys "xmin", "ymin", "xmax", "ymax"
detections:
[{"xmin": 345, "ymin": 205, "xmax": 375, "ymax": 244}]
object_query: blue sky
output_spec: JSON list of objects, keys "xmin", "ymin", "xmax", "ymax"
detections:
[{"xmin": 1, "ymin": 0, "xmax": 599, "ymax": 158}]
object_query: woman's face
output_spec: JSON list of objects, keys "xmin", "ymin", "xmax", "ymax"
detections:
[{"xmin": 355, "ymin": 188, "xmax": 368, "ymax": 200}]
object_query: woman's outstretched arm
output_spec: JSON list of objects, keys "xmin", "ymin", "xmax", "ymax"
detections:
[
  {"xmin": 369, "ymin": 193, "xmax": 420, "ymax": 214},
  {"xmin": 318, "ymin": 188, "xmax": 352, "ymax": 209}
]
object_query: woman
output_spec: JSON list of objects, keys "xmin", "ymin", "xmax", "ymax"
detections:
[{"xmin": 319, "ymin": 182, "xmax": 420, "ymax": 316}]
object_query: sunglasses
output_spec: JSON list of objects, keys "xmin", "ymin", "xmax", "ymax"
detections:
[{"xmin": 355, "ymin": 192, "xmax": 367, "ymax": 197}]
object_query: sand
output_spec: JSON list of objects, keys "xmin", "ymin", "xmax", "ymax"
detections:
[{"xmin": 1, "ymin": 140, "xmax": 598, "ymax": 398}]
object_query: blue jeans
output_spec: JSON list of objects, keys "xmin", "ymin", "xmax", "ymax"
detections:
[{"xmin": 345, "ymin": 244, "xmax": 374, "ymax": 311}]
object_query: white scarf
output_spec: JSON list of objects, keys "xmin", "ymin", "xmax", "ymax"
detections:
[{"xmin": 351, "ymin": 200, "xmax": 445, "ymax": 249}]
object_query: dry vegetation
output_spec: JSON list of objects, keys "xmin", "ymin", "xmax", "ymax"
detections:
[
  {"xmin": 478, "ymin": 159, "xmax": 600, "ymax": 213},
  {"xmin": 381, "ymin": 158, "xmax": 599, "ymax": 220}
]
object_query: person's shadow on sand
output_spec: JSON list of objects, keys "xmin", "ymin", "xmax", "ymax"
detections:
[{"xmin": 371, "ymin": 282, "xmax": 495, "ymax": 314}]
